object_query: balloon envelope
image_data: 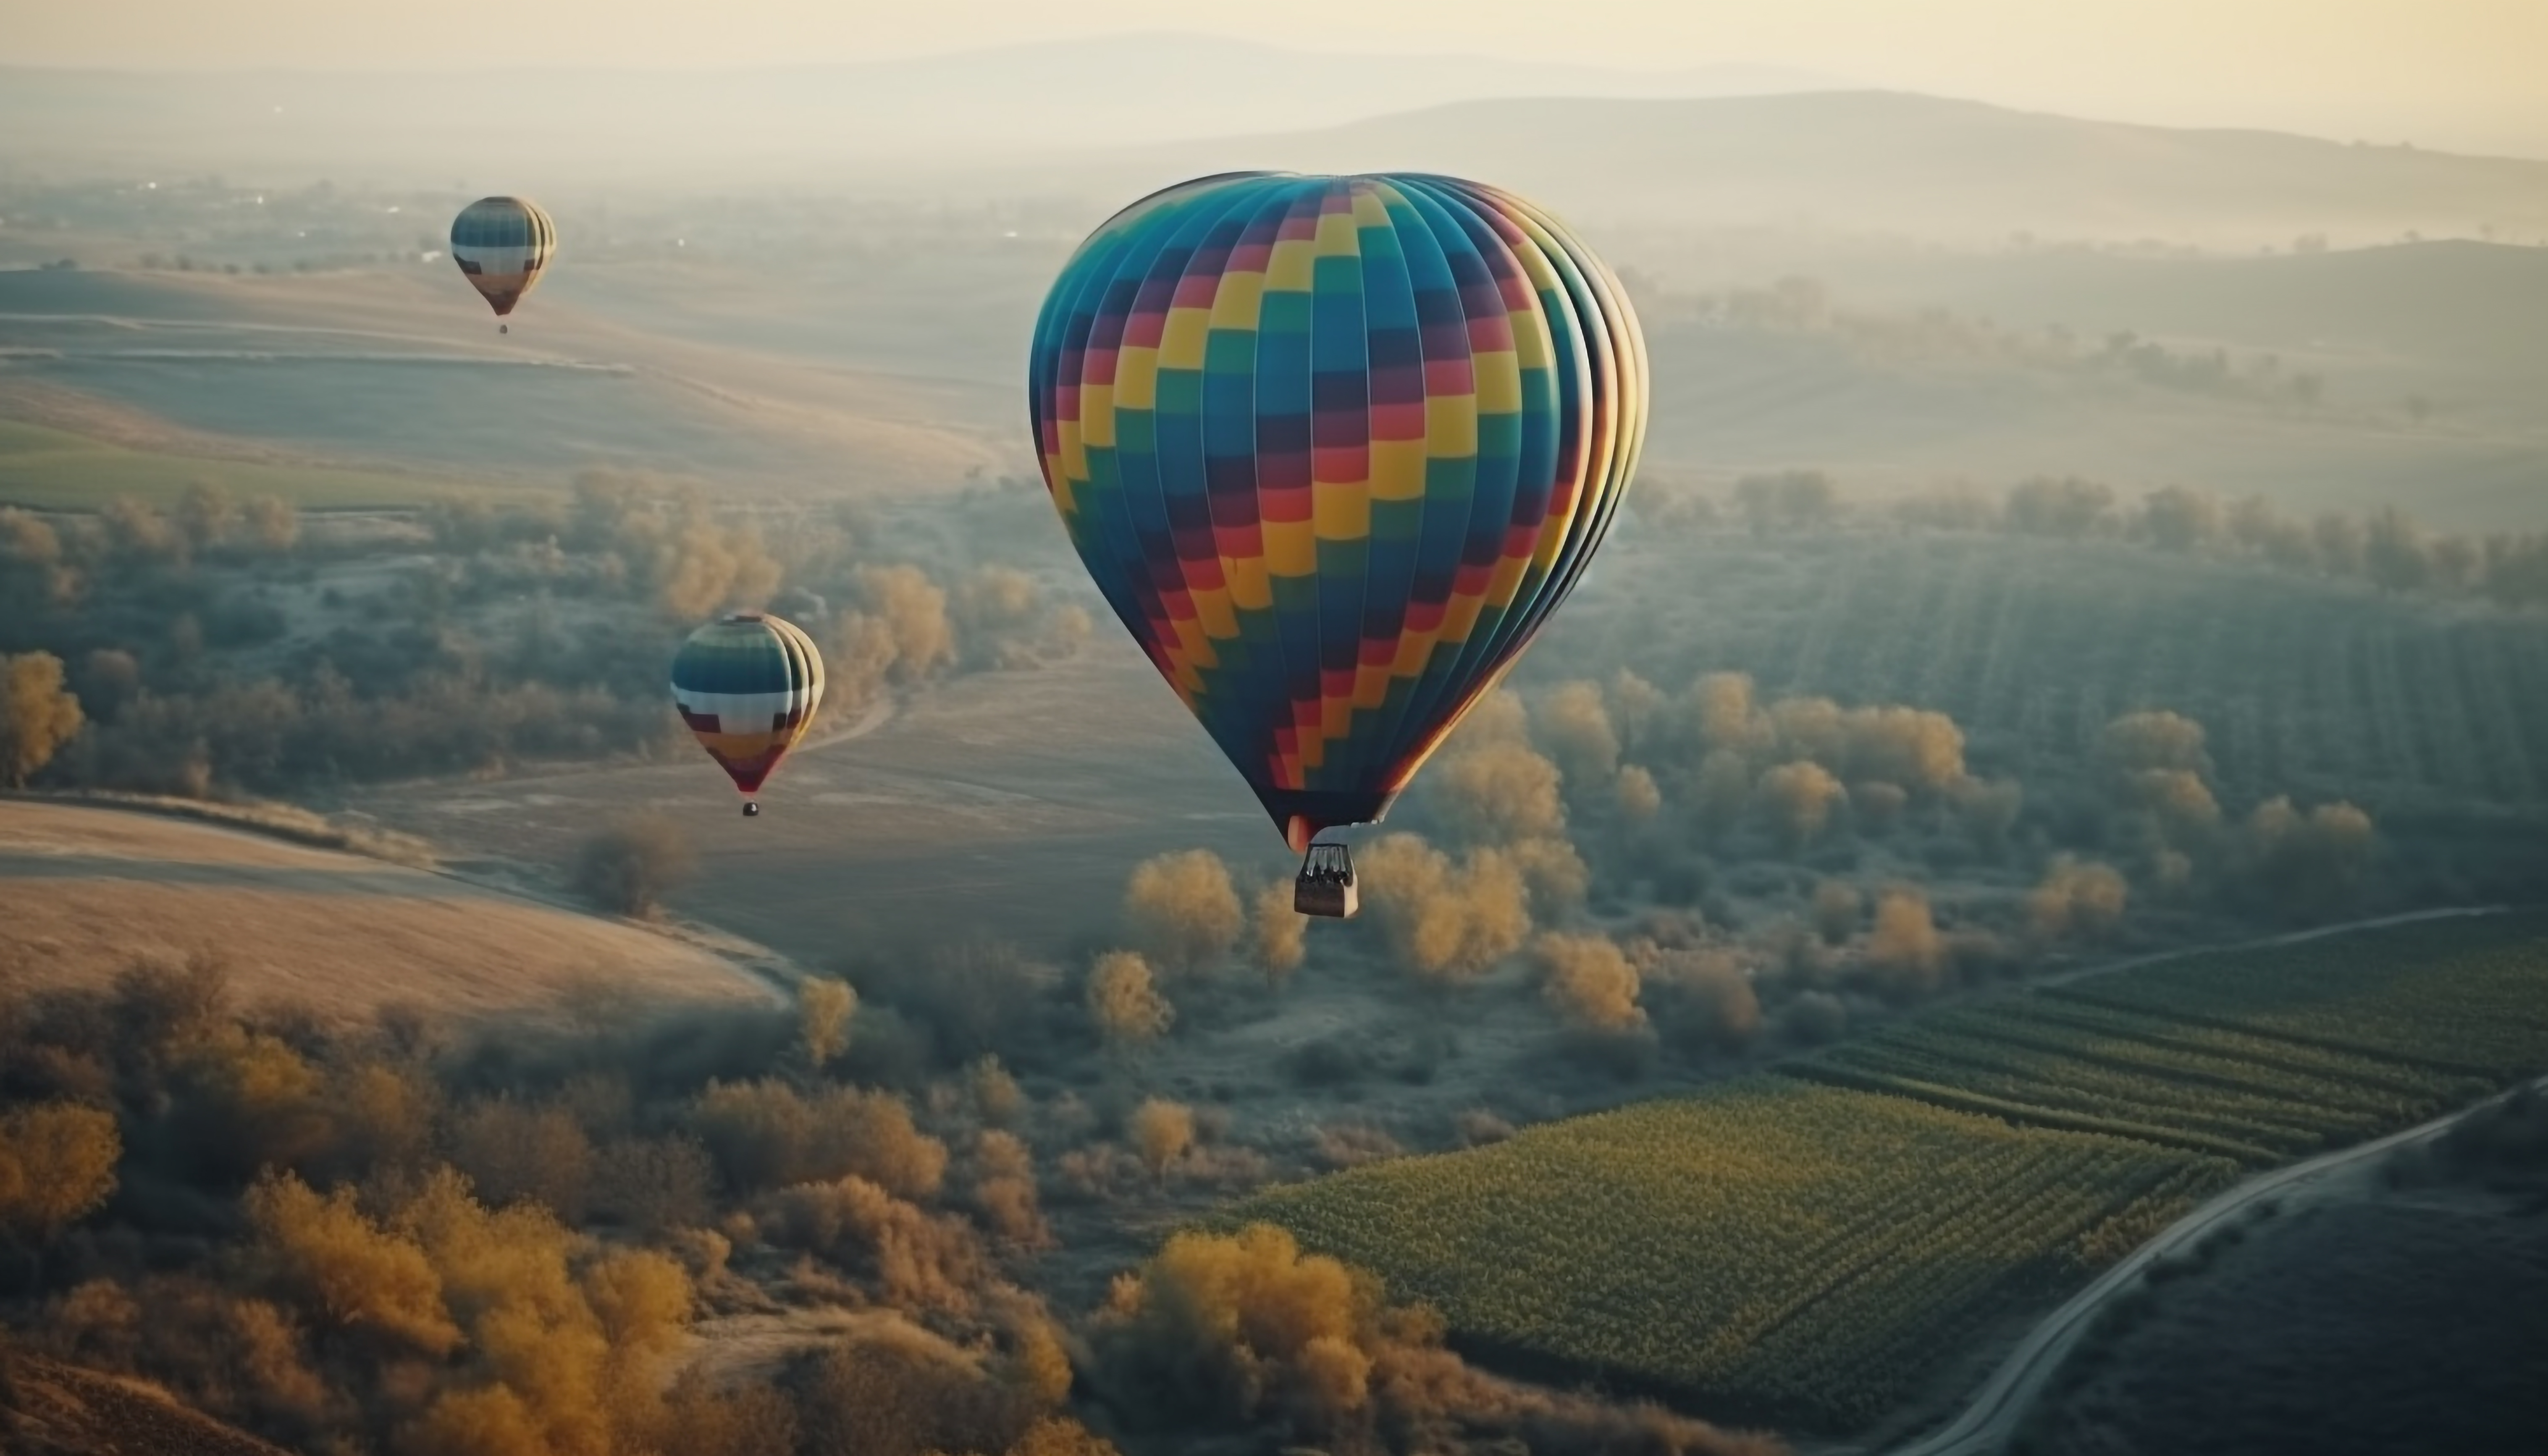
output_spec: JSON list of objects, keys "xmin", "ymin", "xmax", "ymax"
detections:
[
  {"xmin": 670, "ymin": 613, "xmax": 825, "ymax": 796},
  {"xmin": 449, "ymin": 196, "xmax": 557, "ymax": 318},
  {"xmin": 1027, "ymin": 173, "xmax": 1647, "ymax": 850}
]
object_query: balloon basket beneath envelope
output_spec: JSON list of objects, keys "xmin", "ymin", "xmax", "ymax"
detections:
[{"xmin": 1294, "ymin": 842, "xmax": 1358, "ymax": 920}]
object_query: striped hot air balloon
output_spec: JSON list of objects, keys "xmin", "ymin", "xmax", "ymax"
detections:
[
  {"xmin": 448, "ymin": 196, "xmax": 557, "ymax": 332},
  {"xmin": 670, "ymin": 614, "xmax": 824, "ymax": 817},
  {"xmin": 1027, "ymin": 172, "xmax": 1646, "ymax": 914}
]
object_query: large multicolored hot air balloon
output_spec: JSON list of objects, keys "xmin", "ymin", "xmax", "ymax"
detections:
[
  {"xmin": 448, "ymin": 196, "xmax": 557, "ymax": 333},
  {"xmin": 1027, "ymin": 172, "xmax": 1647, "ymax": 915},
  {"xmin": 671, "ymin": 613, "xmax": 824, "ymax": 818}
]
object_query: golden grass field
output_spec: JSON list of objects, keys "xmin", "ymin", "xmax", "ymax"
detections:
[{"xmin": 0, "ymin": 799, "xmax": 774, "ymax": 1026}]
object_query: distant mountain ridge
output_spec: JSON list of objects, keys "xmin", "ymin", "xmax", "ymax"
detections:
[
  {"xmin": 5, "ymin": 41, "xmax": 2543, "ymax": 247},
  {"xmin": 0, "ymin": 32, "xmax": 1847, "ymax": 179},
  {"xmin": 1076, "ymin": 91, "xmax": 2548, "ymax": 244}
]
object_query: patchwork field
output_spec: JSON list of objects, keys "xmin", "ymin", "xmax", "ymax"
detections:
[{"xmin": 1232, "ymin": 913, "xmax": 2548, "ymax": 1433}]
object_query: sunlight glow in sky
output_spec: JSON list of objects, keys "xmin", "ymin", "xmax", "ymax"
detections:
[{"xmin": 10, "ymin": 0, "xmax": 2546, "ymax": 155}]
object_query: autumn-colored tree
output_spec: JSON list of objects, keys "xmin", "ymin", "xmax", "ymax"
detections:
[
  {"xmin": 1811, "ymin": 880, "xmax": 1863, "ymax": 945},
  {"xmin": 244, "ymin": 494, "xmax": 299, "ymax": 552},
  {"xmin": 970, "ymin": 1130, "xmax": 1049, "ymax": 1246},
  {"xmin": 0, "ymin": 1102, "xmax": 121, "ymax": 1246},
  {"xmin": 1615, "ymin": 763, "xmax": 1663, "ymax": 821},
  {"xmin": 1357, "ymin": 834, "xmax": 1531, "ymax": 986},
  {"xmin": 1688, "ymin": 672, "xmax": 1775, "ymax": 758},
  {"xmin": 1085, "ymin": 951, "xmax": 1174, "ymax": 1046},
  {"xmin": 798, "ymin": 976, "xmax": 858, "ymax": 1069},
  {"xmin": 1249, "ymin": 880, "xmax": 1307, "ymax": 989},
  {"xmin": 1755, "ymin": 761, "xmax": 1847, "ymax": 849},
  {"xmin": 1535, "ymin": 680, "xmax": 1620, "ymax": 787},
  {"xmin": 1432, "ymin": 740, "xmax": 1567, "ymax": 843},
  {"xmin": 0, "ymin": 651, "xmax": 83, "ymax": 787},
  {"xmin": 1094, "ymin": 1223, "xmax": 1380, "ymax": 1434},
  {"xmin": 1534, "ymin": 934, "xmax": 1645, "ymax": 1032},
  {"xmin": 1130, "ymin": 1099, "xmax": 1194, "ymax": 1182},
  {"xmin": 2099, "ymin": 709, "xmax": 2212, "ymax": 777},
  {"xmin": 1121, "ymin": 849, "xmax": 1244, "ymax": 975},
  {"xmin": 966, "ymin": 1055, "xmax": 1026, "ymax": 1126},
  {"xmin": 1866, "ymin": 889, "xmax": 1946, "ymax": 995},
  {"xmin": 2028, "ymin": 855, "xmax": 2131, "ymax": 943},
  {"xmin": 244, "ymin": 1171, "xmax": 459, "ymax": 1355}
]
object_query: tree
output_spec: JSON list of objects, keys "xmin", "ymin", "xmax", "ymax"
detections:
[
  {"xmin": 798, "ymin": 977, "xmax": 858, "ymax": 1070},
  {"xmin": 2139, "ymin": 486, "xmax": 2223, "ymax": 553},
  {"xmin": 1755, "ymin": 761, "xmax": 1847, "ymax": 849},
  {"xmin": 2364, "ymin": 507, "xmax": 2434, "ymax": 594},
  {"xmin": 1121, "ymin": 849, "xmax": 1244, "ymax": 975},
  {"xmin": 2005, "ymin": 477, "xmax": 2115, "ymax": 538},
  {"xmin": 0, "ymin": 651, "xmax": 83, "ymax": 787},
  {"xmin": 1249, "ymin": 880, "xmax": 1307, "ymax": 989},
  {"xmin": 1130, "ymin": 1099, "xmax": 1194, "ymax": 1181},
  {"xmin": 1085, "ymin": 952, "xmax": 1173, "ymax": 1046},
  {"xmin": 244, "ymin": 495, "xmax": 300, "ymax": 553},
  {"xmin": 570, "ymin": 815, "xmax": 695, "ymax": 918},
  {"xmin": 1866, "ymin": 889, "xmax": 1945, "ymax": 995},
  {"xmin": 0, "ymin": 1102, "xmax": 121, "ymax": 1247},
  {"xmin": 1535, "ymin": 933, "xmax": 1645, "ymax": 1032},
  {"xmin": 244, "ymin": 1171, "xmax": 458, "ymax": 1354}
]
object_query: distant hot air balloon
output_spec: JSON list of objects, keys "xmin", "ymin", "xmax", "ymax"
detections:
[
  {"xmin": 671, "ymin": 613, "xmax": 824, "ymax": 817},
  {"xmin": 1027, "ymin": 173, "xmax": 1647, "ymax": 917},
  {"xmin": 448, "ymin": 196, "xmax": 556, "ymax": 333}
]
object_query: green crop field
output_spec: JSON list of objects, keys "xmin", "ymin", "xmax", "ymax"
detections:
[
  {"xmin": 0, "ymin": 420, "xmax": 491, "ymax": 509},
  {"xmin": 2050, "ymin": 913, "xmax": 2548, "ymax": 1080},
  {"xmin": 1232, "ymin": 912, "xmax": 2548, "ymax": 1433}
]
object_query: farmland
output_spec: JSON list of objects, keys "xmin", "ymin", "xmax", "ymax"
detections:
[
  {"xmin": 1545, "ymin": 527, "xmax": 2548, "ymax": 824},
  {"xmin": 1233, "ymin": 912, "xmax": 2548, "ymax": 1433}
]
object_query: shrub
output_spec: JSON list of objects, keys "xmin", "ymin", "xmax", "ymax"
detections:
[{"xmin": 570, "ymin": 815, "xmax": 696, "ymax": 918}]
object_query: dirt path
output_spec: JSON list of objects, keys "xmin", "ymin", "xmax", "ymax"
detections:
[
  {"xmin": 1875, "ymin": 1023, "xmax": 2539, "ymax": 1456},
  {"xmin": 2036, "ymin": 904, "xmax": 2510, "ymax": 988}
]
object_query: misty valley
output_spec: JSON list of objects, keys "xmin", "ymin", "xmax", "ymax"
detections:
[{"xmin": 3, "ymin": 37, "xmax": 2547, "ymax": 1456}]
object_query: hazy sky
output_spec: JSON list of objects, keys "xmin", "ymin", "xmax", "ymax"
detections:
[{"xmin": 12, "ymin": 0, "xmax": 2548, "ymax": 154}]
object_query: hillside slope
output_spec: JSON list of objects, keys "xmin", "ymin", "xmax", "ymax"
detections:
[
  {"xmin": 0, "ymin": 799, "xmax": 772, "ymax": 1026},
  {"xmin": 1102, "ymin": 92, "xmax": 2548, "ymax": 243}
]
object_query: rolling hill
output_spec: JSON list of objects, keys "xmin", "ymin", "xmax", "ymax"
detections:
[
  {"xmin": 1085, "ymin": 92, "xmax": 2548, "ymax": 246},
  {"xmin": 0, "ymin": 36, "xmax": 1842, "ymax": 179},
  {"xmin": 0, "ymin": 267, "xmax": 1013, "ymax": 499},
  {"xmin": 0, "ymin": 799, "xmax": 774, "ymax": 1026}
]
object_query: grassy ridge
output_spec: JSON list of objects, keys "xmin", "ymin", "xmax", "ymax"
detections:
[
  {"xmin": 0, "ymin": 420, "xmax": 491, "ymax": 508},
  {"xmin": 1233, "ymin": 912, "xmax": 2548, "ymax": 1432}
]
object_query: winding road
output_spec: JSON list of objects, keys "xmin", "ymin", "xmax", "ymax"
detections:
[{"xmin": 1876, "ymin": 906, "xmax": 2527, "ymax": 1456}]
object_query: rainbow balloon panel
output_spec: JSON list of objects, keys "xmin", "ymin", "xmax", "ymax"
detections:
[
  {"xmin": 671, "ymin": 613, "xmax": 824, "ymax": 795},
  {"xmin": 1028, "ymin": 173, "xmax": 1647, "ymax": 850}
]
